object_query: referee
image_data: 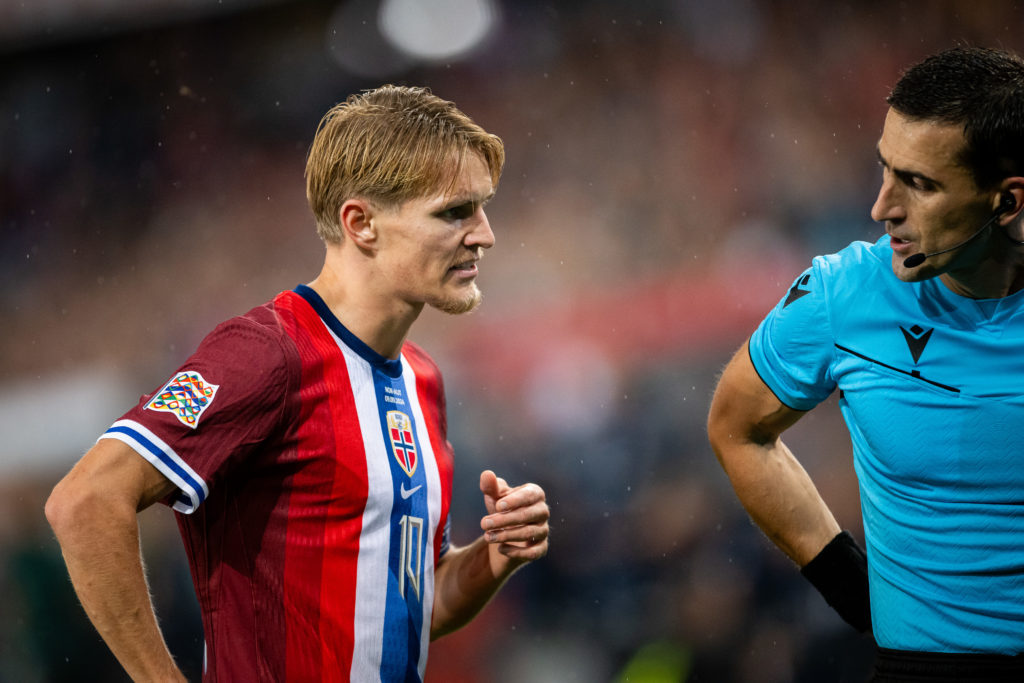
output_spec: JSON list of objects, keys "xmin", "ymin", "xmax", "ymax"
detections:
[{"xmin": 708, "ymin": 47, "xmax": 1024, "ymax": 682}]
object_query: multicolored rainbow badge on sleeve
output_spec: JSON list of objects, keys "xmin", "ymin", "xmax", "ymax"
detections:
[{"xmin": 145, "ymin": 370, "xmax": 219, "ymax": 429}]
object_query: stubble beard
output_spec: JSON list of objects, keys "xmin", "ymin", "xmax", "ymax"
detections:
[{"xmin": 431, "ymin": 284, "xmax": 483, "ymax": 315}]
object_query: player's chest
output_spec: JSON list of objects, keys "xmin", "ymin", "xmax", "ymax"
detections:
[{"xmin": 286, "ymin": 362, "xmax": 447, "ymax": 523}]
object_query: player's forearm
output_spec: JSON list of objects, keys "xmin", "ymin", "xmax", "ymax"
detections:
[
  {"xmin": 712, "ymin": 436, "xmax": 840, "ymax": 566},
  {"xmin": 46, "ymin": 486, "xmax": 185, "ymax": 682},
  {"xmin": 430, "ymin": 536, "xmax": 519, "ymax": 639}
]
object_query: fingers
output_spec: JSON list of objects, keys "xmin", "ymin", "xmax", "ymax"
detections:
[
  {"xmin": 492, "ymin": 536, "xmax": 548, "ymax": 562},
  {"xmin": 480, "ymin": 477, "xmax": 550, "ymax": 561},
  {"xmin": 480, "ymin": 481, "xmax": 547, "ymax": 528},
  {"xmin": 485, "ymin": 518, "xmax": 549, "ymax": 562},
  {"xmin": 479, "ymin": 470, "xmax": 508, "ymax": 514},
  {"xmin": 481, "ymin": 496, "xmax": 546, "ymax": 531},
  {"xmin": 482, "ymin": 500, "xmax": 548, "ymax": 534},
  {"xmin": 484, "ymin": 521, "xmax": 548, "ymax": 547},
  {"xmin": 479, "ymin": 469, "xmax": 500, "ymax": 497}
]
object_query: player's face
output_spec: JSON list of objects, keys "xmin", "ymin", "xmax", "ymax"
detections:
[
  {"xmin": 373, "ymin": 152, "xmax": 495, "ymax": 315},
  {"xmin": 871, "ymin": 108, "xmax": 998, "ymax": 286}
]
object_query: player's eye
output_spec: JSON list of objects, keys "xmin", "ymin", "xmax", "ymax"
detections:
[{"xmin": 437, "ymin": 203, "xmax": 475, "ymax": 221}]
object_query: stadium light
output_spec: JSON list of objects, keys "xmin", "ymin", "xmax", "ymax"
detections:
[{"xmin": 378, "ymin": 0, "xmax": 498, "ymax": 62}]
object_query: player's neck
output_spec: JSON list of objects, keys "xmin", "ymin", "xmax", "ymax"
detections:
[{"xmin": 307, "ymin": 254, "xmax": 423, "ymax": 360}]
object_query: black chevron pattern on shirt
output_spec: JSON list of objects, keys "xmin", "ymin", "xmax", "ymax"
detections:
[{"xmin": 783, "ymin": 274, "xmax": 812, "ymax": 308}]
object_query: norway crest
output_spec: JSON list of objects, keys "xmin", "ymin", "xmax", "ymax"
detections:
[
  {"xmin": 387, "ymin": 410, "xmax": 418, "ymax": 476},
  {"xmin": 145, "ymin": 370, "xmax": 219, "ymax": 429}
]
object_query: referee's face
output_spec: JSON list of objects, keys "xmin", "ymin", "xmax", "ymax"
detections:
[
  {"xmin": 872, "ymin": 108, "xmax": 999, "ymax": 288},
  {"xmin": 372, "ymin": 152, "xmax": 496, "ymax": 315}
]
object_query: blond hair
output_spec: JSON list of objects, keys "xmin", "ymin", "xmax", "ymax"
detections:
[{"xmin": 305, "ymin": 85, "xmax": 505, "ymax": 243}]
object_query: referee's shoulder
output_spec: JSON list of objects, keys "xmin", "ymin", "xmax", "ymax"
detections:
[{"xmin": 813, "ymin": 235, "xmax": 891, "ymax": 283}]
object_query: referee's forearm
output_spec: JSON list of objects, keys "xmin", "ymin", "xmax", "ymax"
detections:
[
  {"xmin": 714, "ymin": 436, "xmax": 841, "ymax": 566},
  {"xmin": 708, "ymin": 343, "xmax": 841, "ymax": 566}
]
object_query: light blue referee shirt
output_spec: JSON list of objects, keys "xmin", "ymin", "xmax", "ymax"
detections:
[{"xmin": 749, "ymin": 234, "xmax": 1024, "ymax": 654}]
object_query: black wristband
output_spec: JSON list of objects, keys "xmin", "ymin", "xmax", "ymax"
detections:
[{"xmin": 800, "ymin": 530, "xmax": 871, "ymax": 633}]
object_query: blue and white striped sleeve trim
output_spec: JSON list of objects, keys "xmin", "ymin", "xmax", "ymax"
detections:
[
  {"xmin": 439, "ymin": 515, "xmax": 451, "ymax": 558},
  {"xmin": 99, "ymin": 419, "xmax": 209, "ymax": 514}
]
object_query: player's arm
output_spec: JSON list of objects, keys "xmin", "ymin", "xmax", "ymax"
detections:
[
  {"xmin": 45, "ymin": 437, "xmax": 187, "ymax": 682},
  {"xmin": 708, "ymin": 341, "xmax": 870, "ymax": 632},
  {"xmin": 430, "ymin": 470, "xmax": 548, "ymax": 639}
]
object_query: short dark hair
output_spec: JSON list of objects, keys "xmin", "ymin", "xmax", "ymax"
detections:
[{"xmin": 887, "ymin": 46, "xmax": 1024, "ymax": 189}]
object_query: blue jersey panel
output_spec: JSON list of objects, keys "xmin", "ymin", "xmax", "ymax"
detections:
[{"xmin": 373, "ymin": 367, "xmax": 428, "ymax": 683}]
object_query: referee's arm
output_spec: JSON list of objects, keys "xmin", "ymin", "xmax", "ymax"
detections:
[
  {"xmin": 707, "ymin": 340, "xmax": 841, "ymax": 566},
  {"xmin": 708, "ymin": 340, "xmax": 871, "ymax": 632}
]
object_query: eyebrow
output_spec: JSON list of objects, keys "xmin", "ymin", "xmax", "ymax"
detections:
[
  {"xmin": 875, "ymin": 145, "xmax": 943, "ymax": 189},
  {"xmin": 435, "ymin": 191, "xmax": 495, "ymax": 213}
]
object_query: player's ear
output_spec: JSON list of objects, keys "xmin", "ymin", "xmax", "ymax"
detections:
[{"xmin": 339, "ymin": 199, "xmax": 377, "ymax": 248}]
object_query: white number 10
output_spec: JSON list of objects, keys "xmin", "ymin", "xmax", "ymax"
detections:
[{"xmin": 399, "ymin": 514, "xmax": 424, "ymax": 601}]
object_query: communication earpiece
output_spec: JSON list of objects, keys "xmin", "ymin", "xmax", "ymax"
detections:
[
  {"xmin": 1000, "ymin": 192, "xmax": 1024, "ymax": 246},
  {"xmin": 999, "ymin": 192, "xmax": 1016, "ymax": 214}
]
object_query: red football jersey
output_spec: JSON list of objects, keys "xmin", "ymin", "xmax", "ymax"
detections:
[{"xmin": 101, "ymin": 286, "xmax": 455, "ymax": 681}]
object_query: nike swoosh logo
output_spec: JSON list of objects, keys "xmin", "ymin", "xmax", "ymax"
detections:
[{"xmin": 400, "ymin": 483, "xmax": 422, "ymax": 500}]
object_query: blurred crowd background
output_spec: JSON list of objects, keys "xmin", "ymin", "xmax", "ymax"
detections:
[{"xmin": 3, "ymin": 1, "xmax": 1022, "ymax": 681}]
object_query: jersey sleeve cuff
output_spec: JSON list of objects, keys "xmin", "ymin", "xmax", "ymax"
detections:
[
  {"xmin": 747, "ymin": 335, "xmax": 820, "ymax": 411},
  {"xmin": 99, "ymin": 419, "xmax": 209, "ymax": 514}
]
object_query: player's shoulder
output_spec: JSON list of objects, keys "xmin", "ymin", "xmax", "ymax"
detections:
[
  {"xmin": 196, "ymin": 295, "xmax": 300, "ymax": 372},
  {"xmin": 401, "ymin": 340, "xmax": 449, "ymax": 419},
  {"xmin": 213, "ymin": 294, "xmax": 295, "ymax": 338}
]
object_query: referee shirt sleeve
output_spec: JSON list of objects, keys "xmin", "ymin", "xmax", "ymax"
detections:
[{"xmin": 748, "ymin": 260, "xmax": 837, "ymax": 411}]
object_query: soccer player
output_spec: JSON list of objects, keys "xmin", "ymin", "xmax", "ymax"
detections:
[
  {"xmin": 45, "ymin": 85, "xmax": 550, "ymax": 682},
  {"xmin": 707, "ymin": 47, "xmax": 1024, "ymax": 681}
]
